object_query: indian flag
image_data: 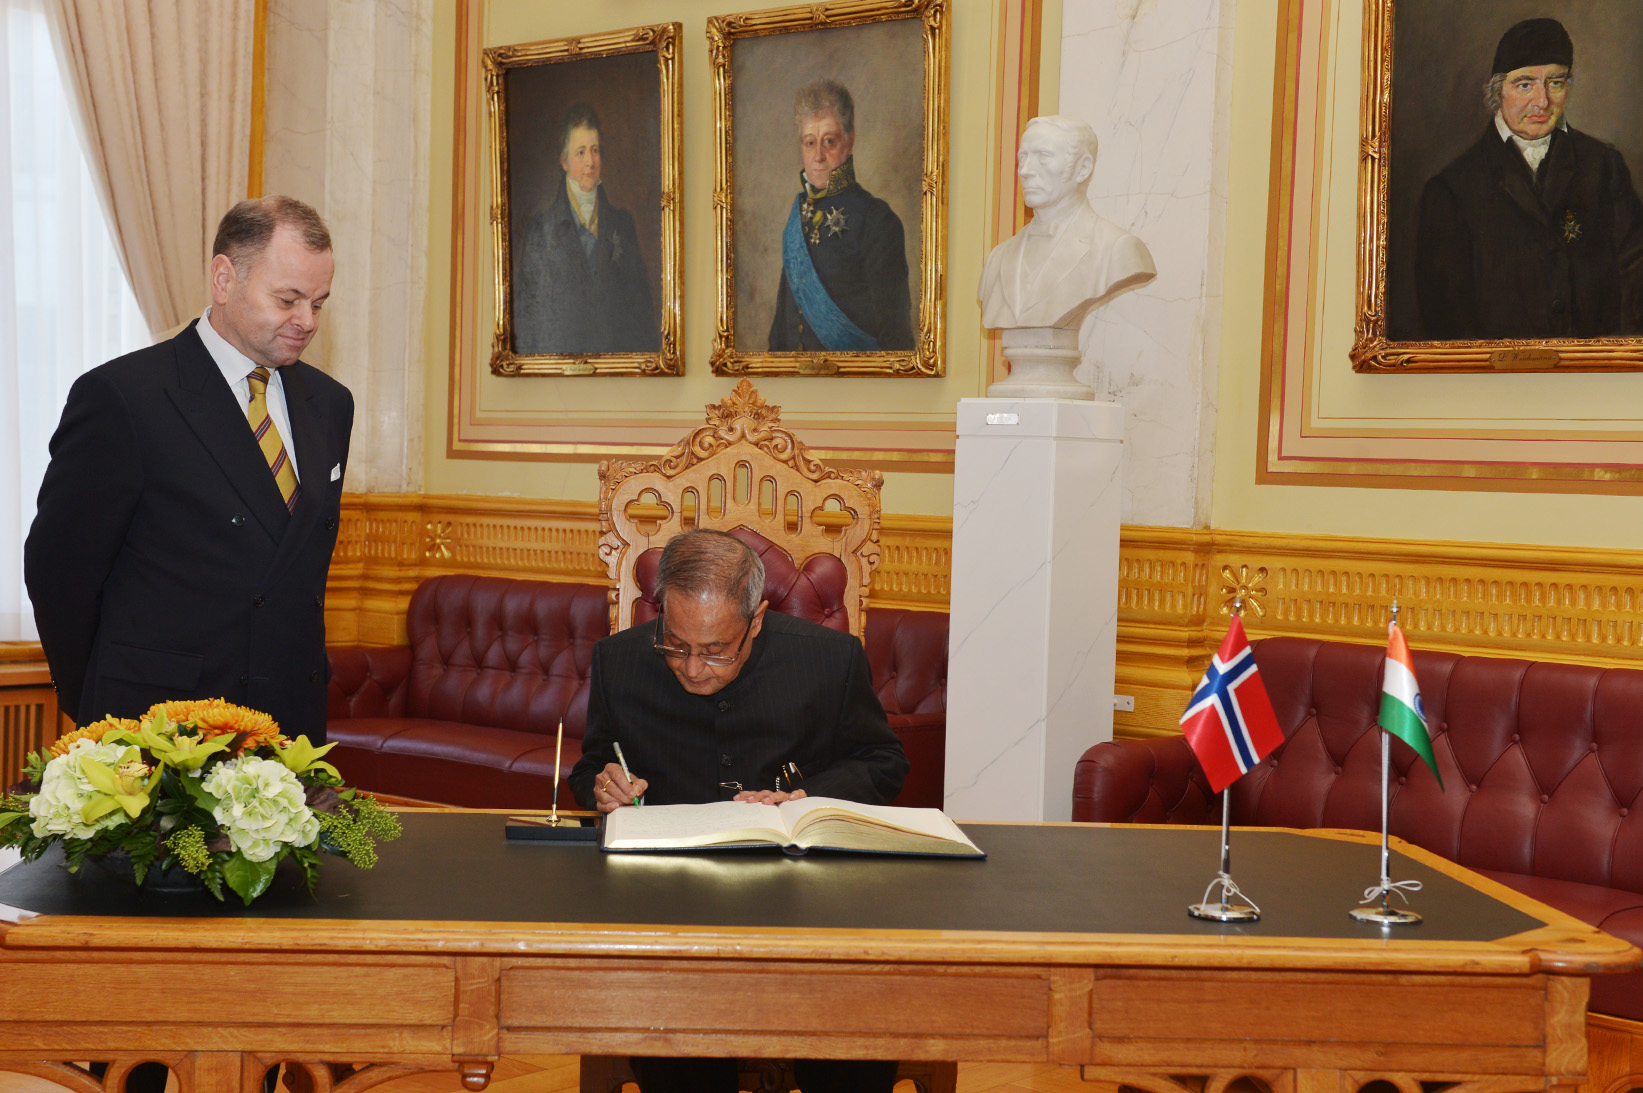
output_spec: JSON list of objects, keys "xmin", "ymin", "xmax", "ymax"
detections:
[{"xmin": 1381, "ymin": 622, "xmax": 1443, "ymax": 788}]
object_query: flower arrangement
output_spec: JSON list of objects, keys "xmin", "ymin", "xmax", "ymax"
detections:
[{"xmin": 0, "ymin": 699, "xmax": 399, "ymax": 905}]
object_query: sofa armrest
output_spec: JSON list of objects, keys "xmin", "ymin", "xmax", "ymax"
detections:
[
  {"xmin": 888, "ymin": 711, "xmax": 945, "ymax": 810},
  {"xmin": 1071, "ymin": 736, "xmax": 1218, "ymax": 825},
  {"xmin": 327, "ymin": 645, "xmax": 412, "ymax": 721}
]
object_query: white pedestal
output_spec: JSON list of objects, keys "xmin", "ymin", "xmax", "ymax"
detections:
[{"xmin": 944, "ymin": 398, "xmax": 1123, "ymax": 822}]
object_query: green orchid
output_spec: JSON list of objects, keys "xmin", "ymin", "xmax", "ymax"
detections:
[
  {"xmin": 78, "ymin": 747, "xmax": 159, "ymax": 822},
  {"xmin": 138, "ymin": 721, "xmax": 232, "ymax": 771},
  {"xmin": 276, "ymin": 735, "xmax": 341, "ymax": 780}
]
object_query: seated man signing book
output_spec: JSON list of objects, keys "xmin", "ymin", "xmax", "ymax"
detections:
[{"xmin": 570, "ymin": 527, "xmax": 909, "ymax": 1093}]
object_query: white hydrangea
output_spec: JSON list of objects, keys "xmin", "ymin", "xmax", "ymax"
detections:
[
  {"xmin": 201, "ymin": 756, "xmax": 319, "ymax": 862},
  {"xmin": 29, "ymin": 737, "xmax": 133, "ymax": 840}
]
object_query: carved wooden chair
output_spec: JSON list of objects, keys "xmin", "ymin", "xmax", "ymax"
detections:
[
  {"xmin": 597, "ymin": 379, "xmax": 882, "ymax": 640},
  {"xmin": 584, "ymin": 380, "xmax": 955, "ymax": 1093}
]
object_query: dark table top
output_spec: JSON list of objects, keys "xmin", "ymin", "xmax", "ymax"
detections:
[{"xmin": 0, "ymin": 814, "xmax": 1542, "ymax": 943}]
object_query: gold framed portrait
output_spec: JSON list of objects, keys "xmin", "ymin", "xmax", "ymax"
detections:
[
  {"xmin": 484, "ymin": 23, "xmax": 683, "ymax": 377},
  {"xmin": 707, "ymin": 0, "xmax": 948, "ymax": 377},
  {"xmin": 1353, "ymin": 0, "xmax": 1643, "ymax": 373}
]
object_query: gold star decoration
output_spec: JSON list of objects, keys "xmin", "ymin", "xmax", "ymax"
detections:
[{"xmin": 1563, "ymin": 210, "xmax": 1582, "ymax": 243}]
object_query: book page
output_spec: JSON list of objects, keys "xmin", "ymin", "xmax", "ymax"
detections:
[
  {"xmin": 602, "ymin": 801, "xmax": 791, "ymax": 850},
  {"xmin": 778, "ymin": 797, "xmax": 983, "ymax": 855}
]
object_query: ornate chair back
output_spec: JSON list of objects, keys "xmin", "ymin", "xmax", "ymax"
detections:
[{"xmin": 597, "ymin": 380, "xmax": 882, "ymax": 638}]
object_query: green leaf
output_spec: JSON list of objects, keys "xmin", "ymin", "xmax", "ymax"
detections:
[
  {"xmin": 222, "ymin": 853, "xmax": 277, "ymax": 906},
  {"xmin": 0, "ymin": 811, "xmax": 28, "ymax": 831}
]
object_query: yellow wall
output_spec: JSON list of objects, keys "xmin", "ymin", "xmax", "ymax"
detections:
[
  {"xmin": 1213, "ymin": 0, "xmax": 1643, "ymax": 550},
  {"xmin": 421, "ymin": 0, "xmax": 1060, "ymax": 518}
]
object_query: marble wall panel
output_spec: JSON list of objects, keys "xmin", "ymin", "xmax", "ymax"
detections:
[
  {"xmin": 264, "ymin": 0, "xmax": 430, "ymax": 493},
  {"xmin": 1058, "ymin": 0, "xmax": 1234, "ymax": 527}
]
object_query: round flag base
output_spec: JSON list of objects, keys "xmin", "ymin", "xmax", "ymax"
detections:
[
  {"xmin": 1188, "ymin": 901, "xmax": 1260, "ymax": 922},
  {"xmin": 1349, "ymin": 905, "xmax": 1422, "ymax": 926}
]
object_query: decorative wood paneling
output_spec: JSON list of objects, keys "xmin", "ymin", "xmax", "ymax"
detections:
[
  {"xmin": 317, "ymin": 498, "xmax": 1642, "ymax": 736},
  {"xmin": 0, "ymin": 655, "xmax": 68, "ymax": 788}
]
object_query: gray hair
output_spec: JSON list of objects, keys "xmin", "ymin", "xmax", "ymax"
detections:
[
  {"xmin": 794, "ymin": 79, "xmax": 854, "ymax": 135},
  {"xmin": 1023, "ymin": 115, "xmax": 1099, "ymax": 191},
  {"xmin": 654, "ymin": 529, "xmax": 766, "ymax": 620},
  {"xmin": 212, "ymin": 196, "xmax": 331, "ymax": 274},
  {"xmin": 1485, "ymin": 70, "xmax": 1573, "ymax": 115}
]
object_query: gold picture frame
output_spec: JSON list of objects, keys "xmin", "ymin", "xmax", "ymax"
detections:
[
  {"xmin": 707, "ymin": 0, "xmax": 948, "ymax": 377},
  {"xmin": 1352, "ymin": 0, "xmax": 1643, "ymax": 374},
  {"xmin": 484, "ymin": 23, "xmax": 683, "ymax": 377}
]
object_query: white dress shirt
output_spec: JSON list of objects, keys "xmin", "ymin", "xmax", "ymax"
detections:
[{"xmin": 196, "ymin": 307, "xmax": 301, "ymax": 483}]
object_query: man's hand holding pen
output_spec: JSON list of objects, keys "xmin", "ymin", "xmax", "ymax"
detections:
[{"xmin": 592, "ymin": 763, "xmax": 649, "ymax": 812}]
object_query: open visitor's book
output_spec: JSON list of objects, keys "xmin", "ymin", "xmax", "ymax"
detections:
[{"xmin": 600, "ymin": 796, "xmax": 985, "ymax": 858}]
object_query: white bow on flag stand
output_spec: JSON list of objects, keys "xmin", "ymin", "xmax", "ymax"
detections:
[
  {"xmin": 1179, "ymin": 596, "xmax": 1286, "ymax": 921},
  {"xmin": 1350, "ymin": 601, "xmax": 1446, "ymax": 926}
]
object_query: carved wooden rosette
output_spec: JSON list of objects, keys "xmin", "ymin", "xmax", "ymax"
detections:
[{"xmin": 598, "ymin": 380, "xmax": 884, "ymax": 637}]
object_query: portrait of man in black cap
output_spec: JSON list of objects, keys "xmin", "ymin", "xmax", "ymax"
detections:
[{"xmin": 1411, "ymin": 16, "xmax": 1643, "ymax": 341}]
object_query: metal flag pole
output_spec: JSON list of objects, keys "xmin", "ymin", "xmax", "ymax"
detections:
[
  {"xmin": 1189, "ymin": 595, "xmax": 1260, "ymax": 923},
  {"xmin": 1349, "ymin": 600, "xmax": 1422, "ymax": 926}
]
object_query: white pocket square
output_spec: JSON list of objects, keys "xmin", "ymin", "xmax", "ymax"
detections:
[{"xmin": 330, "ymin": 463, "xmax": 342, "ymax": 482}]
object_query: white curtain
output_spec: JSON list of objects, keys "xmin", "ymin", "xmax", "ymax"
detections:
[
  {"xmin": 47, "ymin": 0, "xmax": 253, "ymax": 337},
  {"xmin": 0, "ymin": 0, "xmax": 146, "ymax": 641}
]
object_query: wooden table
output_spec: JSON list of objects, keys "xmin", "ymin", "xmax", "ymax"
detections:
[{"xmin": 0, "ymin": 815, "xmax": 1633, "ymax": 1093}]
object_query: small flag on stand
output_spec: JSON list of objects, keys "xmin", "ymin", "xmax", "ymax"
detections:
[
  {"xmin": 1181, "ymin": 615, "xmax": 1285, "ymax": 794},
  {"xmin": 1350, "ymin": 604, "xmax": 1443, "ymax": 926},
  {"xmin": 1380, "ymin": 621, "xmax": 1442, "ymax": 788},
  {"xmin": 1180, "ymin": 609, "xmax": 1285, "ymax": 921}
]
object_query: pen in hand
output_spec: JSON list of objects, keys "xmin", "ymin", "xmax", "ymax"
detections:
[{"xmin": 613, "ymin": 741, "xmax": 643, "ymax": 806}]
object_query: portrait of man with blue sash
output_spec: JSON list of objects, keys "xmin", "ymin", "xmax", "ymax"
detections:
[{"xmin": 768, "ymin": 80, "xmax": 915, "ymax": 352}]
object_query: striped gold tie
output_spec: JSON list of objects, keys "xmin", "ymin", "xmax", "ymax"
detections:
[{"xmin": 247, "ymin": 366, "xmax": 300, "ymax": 512}]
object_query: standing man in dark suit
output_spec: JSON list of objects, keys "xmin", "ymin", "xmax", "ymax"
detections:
[
  {"xmin": 1415, "ymin": 18, "xmax": 1643, "ymax": 340},
  {"xmin": 570, "ymin": 528, "xmax": 907, "ymax": 1093},
  {"xmin": 768, "ymin": 79, "xmax": 915, "ymax": 352},
  {"xmin": 26, "ymin": 196, "xmax": 352, "ymax": 745}
]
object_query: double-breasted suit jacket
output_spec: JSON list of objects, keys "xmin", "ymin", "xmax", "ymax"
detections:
[{"xmin": 25, "ymin": 321, "xmax": 353, "ymax": 741}]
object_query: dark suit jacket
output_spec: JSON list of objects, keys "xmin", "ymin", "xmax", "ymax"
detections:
[
  {"xmin": 1414, "ymin": 124, "xmax": 1643, "ymax": 340},
  {"xmin": 768, "ymin": 179, "xmax": 914, "ymax": 352},
  {"xmin": 569, "ymin": 611, "xmax": 909, "ymax": 808},
  {"xmin": 24, "ymin": 321, "xmax": 353, "ymax": 741},
  {"xmin": 513, "ymin": 181, "xmax": 658, "ymax": 355}
]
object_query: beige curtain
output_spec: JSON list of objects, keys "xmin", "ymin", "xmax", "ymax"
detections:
[{"xmin": 46, "ymin": 0, "xmax": 254, "ymax": 338}]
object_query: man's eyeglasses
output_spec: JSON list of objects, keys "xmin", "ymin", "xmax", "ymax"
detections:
[{"xmin": 652, "ymin": 609, "xmax": 753, "ymax": 668}]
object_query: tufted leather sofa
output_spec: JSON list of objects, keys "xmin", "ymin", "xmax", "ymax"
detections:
[
  {"xmin": 1071, "ymin": 636, "xmax": 1643, "ymax": 1022},
  {"xmin": 327, "ymin": 574, "xmax": 949, "ymax": 811}
]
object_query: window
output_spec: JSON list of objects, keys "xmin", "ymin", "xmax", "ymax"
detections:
[{"xmin": 0, "ymin": 0, "xmax": 147, "ymax": 640}]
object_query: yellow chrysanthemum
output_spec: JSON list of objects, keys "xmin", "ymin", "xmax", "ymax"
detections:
[
  {"xmin": 143, "ymin": 699, "xmax": 285, "ymax": 751},
  {"xmin": 49, "ymin": 717, "xmax": 139, "ymax": 757}
]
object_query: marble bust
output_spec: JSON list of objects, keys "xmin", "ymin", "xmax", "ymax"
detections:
[{"xmin": 979, "ymin": 115, "xmax": 1156, "ymax": 331}]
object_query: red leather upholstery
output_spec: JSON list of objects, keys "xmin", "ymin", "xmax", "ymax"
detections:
[
  {"xmin": 633, "ymin": 526, "xmax": 853, "ymax": 634},
  {"xmin": 327, "ymin": 575, "xmax": 949, "ymax": 811},
  {"xmin": 1071, "ymin": 636, "xmax": 1643, "ymax": 1020},
  {"xmin": 865, "ymin": 608, "xmax": 949, "ymax": 808},
  {"xmin": 327, "ymin": 646, "xmax": 411, "ymax": 720},
  {"xmin": 327, "ymin": 577, "xmax": 608, "ymax": 810}
]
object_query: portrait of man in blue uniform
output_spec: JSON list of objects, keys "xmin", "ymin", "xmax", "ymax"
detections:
[{"xmin": 767, "ymin": 80, "xmax": 915, "ymax": 352}]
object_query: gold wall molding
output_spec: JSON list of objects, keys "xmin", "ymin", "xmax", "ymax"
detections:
[
  {"xmin": 325, "ymin": 494, "xmax": 951, "ymax": 645},
  {"xmin": 325, "ymin": 495, "xmax": 1643, "ymax": 737}
]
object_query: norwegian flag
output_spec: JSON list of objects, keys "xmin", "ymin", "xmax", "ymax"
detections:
[{"xmin": 1180, "ymin": 616, "xmax": 1286, "ymax": 794}]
